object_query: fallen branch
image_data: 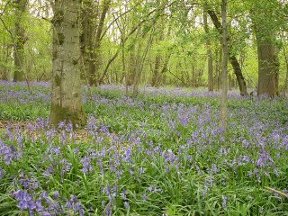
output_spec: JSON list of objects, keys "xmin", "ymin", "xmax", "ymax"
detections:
[{"xmin": 265, "ymin": 186, "xmax": 288, "ymax": 198}]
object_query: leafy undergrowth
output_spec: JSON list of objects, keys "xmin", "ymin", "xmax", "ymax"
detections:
[{"xmin": 0, "ymin": 82, "xmax": 288, "ymax": 215}]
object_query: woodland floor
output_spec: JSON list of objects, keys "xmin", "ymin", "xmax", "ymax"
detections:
[{"xmin": 0, "ymin": 81, "xmax": 288, "ymax": 215}]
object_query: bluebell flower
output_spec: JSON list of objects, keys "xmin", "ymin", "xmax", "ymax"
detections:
[
  {"xmin": 256, "ymin": 149, "xmax": 274, "ymax": 167},
  {"xmin": 81, "ymin": 156, "xmax": 93, "ymax": 173},
  {"xmin": 13, "ymin": 190, "xmax": 36, "ymax": 211},
  {"xmin": 0, "ymin": 167, "xmax": 4, "ymax": 179},
  {"xmin": 65, "ymin": 195, "xmax": 85, "ymax": 216}
]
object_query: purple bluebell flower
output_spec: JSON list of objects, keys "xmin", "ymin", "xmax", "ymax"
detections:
[
  {"xmin": 0, "ymin": 140, "xmax": 20, "ymax": 165},
  {"xmin": 53, "ymin": 191, "xmax": 60, "ymax": 199},
  {"xmin": 0, "ymin": 167, "xmax": 4, "ymax": 179},
  {"xmin": 81, "ymin": 156, "xmax": 93, "ymax": 173},
  {"xmin": 124, "ymin": 147, "xmax": 132, "ymax": 162},
  {"xmin": 13, "ymin": 190, "xmax": 36, "ymax": 211},
  {"xmin": 256, "ymin": 149, "xmax": 274, "ymax": 167},
  {"xmin": 19, "ymin": 176, "xmax": 40, "ymax": 190},
  {"xmin": 43, "ymin": 166, "xmax": 54, "ymax": 177},
  {"xmin": 60, "ymin": 159, "xmax": 72, "ymax": 173},
  {"xmin": 65, "ymin": 195, "xmax": 85, "ymax": 216},
  {"xmin": 50, "ymin": 147, "xmax": 61, "ymax": 155}
]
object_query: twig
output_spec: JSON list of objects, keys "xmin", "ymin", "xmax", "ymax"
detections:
[{"xmin": 265, "ymin": 186, "xmax": 288, "ymax": 198}]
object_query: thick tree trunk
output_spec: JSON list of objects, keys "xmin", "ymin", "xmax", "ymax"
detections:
[
  {"xmin": 13, "ymin": 0, "xmax": 27, "ymax": 82},
  {"xmin": 251, "ymin": 0, "xmax": 280, "ymax": 98},
  {"xmin": 256, "ymin": 39, "xmax": 279, "ymax": 97},
  {"xmin": 203, "ymin": 9, "xmax": 213, "ymax": 91},
  {"xmin": 207, "ymin": 9, "xmax": 248, "ymax": 96},
  {"xmin": 50, "ymin": 0, "xmax": 86, "ymax": 126}
]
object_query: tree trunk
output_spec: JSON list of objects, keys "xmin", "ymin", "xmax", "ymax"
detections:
[
  {"xmin": 0, "ymin": 45, "xmax": 9, "ymax": 80},
  {"xmin": 50, "ymin": 0, "xmax": 86, "ymax": 126},
  {"xmin": 80, "ymin": 0, "xmax": 96, "ymax": 84},
  {"xmin": 13, "ymin": 0, "xmax": 27, "ymax": 82},
  {"xmin": 256, "ymin": 38, "xmax": 279, "ymax": 97},
  {"xmin": 215, "ymin": 44, "xmax": 222, "ymax": 90},
  {"xmin": 151, "ymin": 21, "xmax": 165, "ymax": 87},
  {"xmin": 151, "ymin": 55, "xmax": 162, "ymax": 87},
  {"xmin": 80, "ymin": 0, "xmax": 111, "ymax": 86},
  {"xmin": 93, "ymin": 0, "xmax": 111, "ymax": 85},
  {"xmin": 283, "ymin": 45, "xmax": 288, "ymax": 96},
  {"xmin": 207, "ymin": 9, "xmax": 248, "ymax": 96},
  {"xmin": 221, "ymin": 0, "xmax": 228, "ymax": 131},
  {"xmin": 203, "ymin": 9, "xmax": 213, "ymax": 91},
  {"xmin": 251, "ymin": 1, "xmax": 280, "ymax": 98}
]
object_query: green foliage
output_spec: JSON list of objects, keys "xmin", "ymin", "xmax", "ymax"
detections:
[{"xmin": 0, "ymin": 85, "xmax": 288, "ymax": 215}]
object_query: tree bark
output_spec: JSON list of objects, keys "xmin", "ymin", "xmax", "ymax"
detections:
[
  {"xmin": 80, "ymin": 0, "xmax": 96, "ymax": 84},
  {"xmin": 256, "ymin": 38, "xmax": 279, "ymax": 97},
  {"xmin": 13, "ymin": 0, "xmax": 27, "ymax": 82},
  {"xmin": 203, "ymin": 9, "xmax": 213, "ymax": 91},
  {"xmin": 50, "ymin": 0, "xmax": 86, "ymax": 126},
  {"xmin": 93, "ymin": 0, "xmax": 111, "ymax": 85},
  {"xmin": 251, "ymin": 1, "xmax": 280, "ymax": 98},
  {"xmin": 151, "ymin": 55, "xmax": 162, "ymax": 87},
  {"xmin": 283, "ymin": 45, "xmax": 288, "ymax": 96},
  {"xmin": 207, "ymin": 9, "xmax": 248, "ymax": 96},
  {"xmin": 221, "ymin": 0, "xmax": 228, "ymax": 130},
  {"xmin": 80, "ymin": 0, "xmax": 111, "ymax": 86}
]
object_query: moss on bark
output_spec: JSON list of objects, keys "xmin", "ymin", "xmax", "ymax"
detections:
[{"xmin": 50, "ymin": 104, "xmax": 86, "ymax": 128}]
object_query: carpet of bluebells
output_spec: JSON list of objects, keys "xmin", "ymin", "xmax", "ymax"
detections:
[{"xmin": 0, "ymin": 81, "xmax": 288, "ymax": 215}]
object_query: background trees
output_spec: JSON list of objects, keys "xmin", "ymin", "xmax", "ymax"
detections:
[{"xmin": 0, "ymin": 0, "xmax": 287, "ymax": 97}]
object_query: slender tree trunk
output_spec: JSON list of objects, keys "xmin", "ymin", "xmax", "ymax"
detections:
[
  {"xmin": 215, "ymin": 44, "xmax": 222, "ymax": 90},
  {"xmin": 158, "ymin": 53, "xmax": 171, "ymax": 86},
  {"xmin": 13, "ymin": 0, "xmax": 27, "ymax": 82},
  {"xmin": 151, "ymin": 20, "xmax": 165, "ymax": 87},
  {"xmin": 207, "ymin": 9, "xmax": 248, "ymax": 96},
  {"xmin": 50, "ymin": 0, "xmax": 86, "ymax": 126},
  {"xmin": 283, "ymin": 45, "xmax": 288, "ymax": 96},
  {"xmin": 203, "ymin": 9, "xmax": 213, "ymax": 91},
  {"xmin": 93, "ymin": 0, "xmax": 111, "ymax": 85},
  {"xmin": 127, "ymin": 42, "xmax": 136, "ymax": 89},
  {"xmin": 132, "ymin": 30, "xmax": 153, "ymax": 97},
  {"xmin": 151, "ymin": 55, "xmax": 162, "ymax": 87},
  {"xmin": 0, "ymin": 45, "xmax": 9, "ymax": 80},
  {"xmin": 221, "ymin": 0, "xmax": 228, "ymax": 130}
]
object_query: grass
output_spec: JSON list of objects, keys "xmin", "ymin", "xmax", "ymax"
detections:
[{"xmin": 0, "ymin": 82, "xmax": 287, "ymax": 215}]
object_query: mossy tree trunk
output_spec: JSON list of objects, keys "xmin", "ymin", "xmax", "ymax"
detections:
[
  {"xmin": 256, "ymin": 38, "xmax": 279, "ymax": 97},
  {"xmin": 13, "ymin": 0, "xmax": 28, "ymax": 82},
  {"xmin": 251, "ymin": 0, "xmax": 280, "ymax": 98},
  {"xmin": 80, "ymin": 0, "xmax": 111, "ymax": 86},
  {"xmin": 80, "ymin": 0, "xmax": 97, "ymax": 84},
  {"xmin": 50, "ymin": 0, "xmax": 86, "ymax": 126}
]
